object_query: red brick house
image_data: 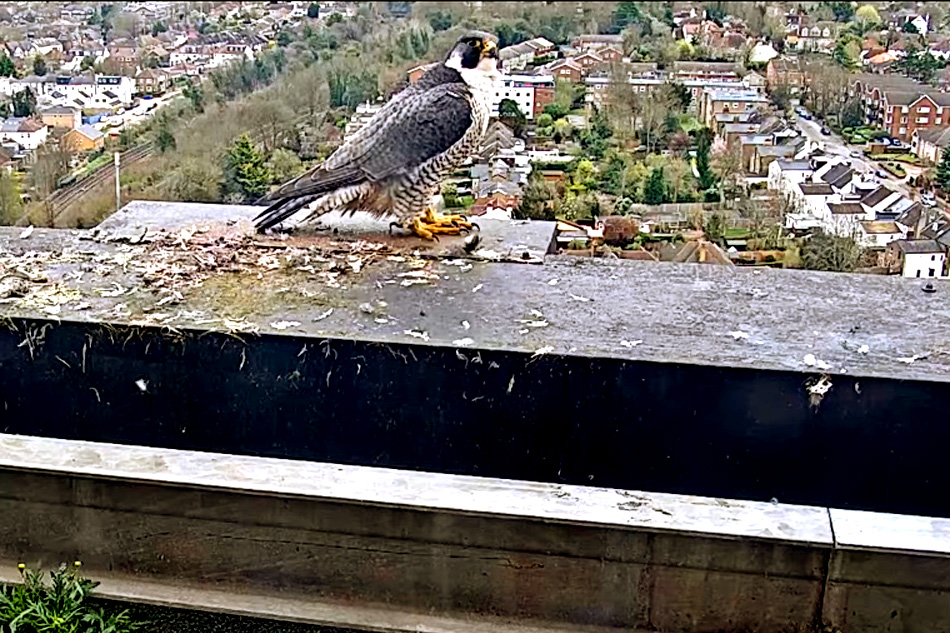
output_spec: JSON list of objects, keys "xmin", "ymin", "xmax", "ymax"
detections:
[
  {"xmin": 543, "ymin": 59, "xmax": 583, "ymax": 83},
  {"xmin": 598, "ymin": 46, "xmax": 624, "ymax": 63},
  {"xmin": 851, "ymin": 74, "xmax": 950, "ymax": 142}
]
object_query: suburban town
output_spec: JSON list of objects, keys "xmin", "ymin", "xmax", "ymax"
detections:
[
  {"xmin": 0, "ymin": 2, "xmax": 946, "ymax": 277},
  {"xmin": 0, "ymin": 2, "xmax": 949, "ymax": 633}
]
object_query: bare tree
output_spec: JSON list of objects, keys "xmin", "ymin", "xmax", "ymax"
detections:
[{"xmin": 711, "ymin": 137, "xmax": 743, "ymax": 201}]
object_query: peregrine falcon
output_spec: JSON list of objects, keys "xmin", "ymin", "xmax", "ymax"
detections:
[{"xmin": 254, "ymin": 31, "xmax": 501, "ymax": 240}]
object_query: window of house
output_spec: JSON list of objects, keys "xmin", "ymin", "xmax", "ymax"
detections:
[
  {"xmin": 917, "ymin": 270, "xmax": 922, "ymax": 277},
  {"xmin": 918, "ymin": 117, "xmax": 929, "ymax": 123},
  {"xmin": 900, "ymin": 127, "xmax": 907, "ymax": 134},
  {"xmin": 919, "ymin": 107, "xmax": 931, "ymax": 113},
  {"xmin": 932, "ymin": 255, "xmax": 937, "ymax": 261},
  {"xmin": 930, "ymin": 269, "xmax": 936, "ymax": 277}
]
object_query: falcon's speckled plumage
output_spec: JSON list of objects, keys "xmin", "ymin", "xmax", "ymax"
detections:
[{"xmin": 254, "ymin": 32, "xmax": 500, "ymax": 236}]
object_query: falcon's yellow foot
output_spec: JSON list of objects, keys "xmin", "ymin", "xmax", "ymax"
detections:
[{"xmin": 406, "ymin": 209, "xmax": 478, "ymax": 241}]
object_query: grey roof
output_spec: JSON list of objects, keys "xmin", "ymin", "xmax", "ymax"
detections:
[
  {"xmin": 74, "ymin": 124, "xmax": 103, "ymax": 141},
  {"xmin": 915, "ymin": 126, "xmax": 950, "ymax": 148},
  {"xmin": 896, "ymin": 202, "xmax": 924, "ymax": 229},
  {"xmin": 799, "ymin": 183, "xmax": 834, "ymax": 195},
  {"xmin": 828, "ymin": 203, "xmax": 865, "ymax": 215},
  {"xmin": 673, "ymin": 61, "xmax": 742, "ymax": 74},
  {"xmin": 776, "ymin": 159, "xmax": 812, "ymax": 171},
  {"xmin": 861, "ymin": 186, "xmax": 896, "ymax": 208},
  {"xmin": 40, "ymin": 105, "xmax": 78, "ymax": 115},
  {"xmin": 893, "ymin": 239, "xmax": 944, "ymax": 254},
  {"xmin": 821, "ymin": 164, "xmax": 853, "ymax": 189}
]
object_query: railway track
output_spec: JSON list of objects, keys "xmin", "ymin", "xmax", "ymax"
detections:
[{"xmin": 20, "ymin": 143, "xmax": 154, "ymax": 226}]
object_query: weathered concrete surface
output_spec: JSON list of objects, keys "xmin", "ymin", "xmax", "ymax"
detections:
[
  {"xmin": 0, "ymin": 434, "xmax": 829, "ymax": 633},
  {"xmin": 2, "ymin": 200, "xmax": 949, "ymax": 382},
  {"xmin": 0, "ymin": 434, "xmax": 948, "ymax": 633}
]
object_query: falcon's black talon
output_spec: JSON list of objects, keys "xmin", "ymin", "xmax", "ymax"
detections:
[
  {"xmin": 389, "ymin": 221, "xmax": 402, "ymax": 235},
  {"xmin": 470, "ymin": 222, "xmax": 480, "ymax": 232}
]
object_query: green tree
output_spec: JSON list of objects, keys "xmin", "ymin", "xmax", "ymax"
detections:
[
  {"xmin": 326, "ymin": 12, "xmax": 343, "ymax": 26},
  {"xmin": 32, "ymin": 56, "xmax": 47, "ymax": 77},
  {"xmin": 307, "ymin": 2, "xmax": 320, "ymax": 18},
  {"xmin": 426, "ymin": 9, "xmax": 453, "ymax": 31},
  {"xmin": 536, "ymin": 113, "xmax": 553, "ymax": 128},
  {"xmin": 222, "ymin": 134, "xmax": 271, "ymax": 202},
  {"xmin": 0, "ymin": 55, "xmax": 14, "ymax": 77},
  {"xmin": 516, "ymin": 169, "xmax": 557, "ymax": 220},
  {"xmin": 801, "ymin": 230, "xmax": 862, "ymax": 272},
  {"xmin": 902, "ymin": 20, "xmax": 919, "ymax": 34},
  {"xmin": 498, "ymin": 98, "xmax": 526, "ymax": 137},
  {"xmin": 841, "ymin": 98, "xmax": 865, "ymax": 128},
  {"xmin": 151, "ymin": 21, "xmax": 168, "ymax": 36},
  {"xmin": 831, "ymin": 2, "xmax": 854, "ymax": 22},
  {"xmin": 182, "ymin": 78, "xmax": 204, "ymax": 112},
  {"xmin": 852, "ymin": 5, "xmax": 881, "ymax": 35},
  {"xmin": 80, "ymin": 55, "xmax": 95, "ymax": 71},
  {"xmin": 441, "ymin": 181, "xmax": 461, "ymax": 207},
  {"xmin": 267, "ymin": 148, "xmax": 303, "ymax": 183},
  {"xmin": 703, "ymin": 212, "xmax": 725, "ymax": 242},
  {"xmin": 11, "ymin": 88, "xmax": 35, "ymax": 117},
  {"xmin": 643, "ymin": 166, "xmax": 667, "ymax": 204},
  {"xmin": 832, "ymin": 34, "xmax": 860, "ymax": 69},
  {"xmin": 277, "ymin": 30, "xmax": 293, "ymax": 47},
  {"xmin": 936, "ymin": 145, "xmax": 950, "ymax": 190},
  {"xmin": 155, "ymin": 118, "xmax": 176, "ymax": 153},
  {"xmin": 0, "ymin": 169, "xmax": 22, "ymax": 225},
  {"xmin": 696, "ymin": 127, "xmax": 716, "ymax": 190}
]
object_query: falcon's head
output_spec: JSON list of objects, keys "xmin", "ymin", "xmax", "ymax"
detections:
[{"xmin": 445, "ymin": 31, "xmax": 500, "ymax": 86}]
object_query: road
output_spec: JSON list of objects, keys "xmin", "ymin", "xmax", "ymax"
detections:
[
  {"xmin": 793, "ymin": 114, "xmax": 917, "ymax": 197},
  {"xmin": 94, "ymin": 90, "xmax": 183, "ymax": 136}
]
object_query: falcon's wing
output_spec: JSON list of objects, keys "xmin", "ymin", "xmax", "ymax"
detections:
[{"xmin": 254, "ymin": 83, "xmax": 474, "ymax": 231}]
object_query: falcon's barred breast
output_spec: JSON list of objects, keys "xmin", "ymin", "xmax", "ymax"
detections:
[{"xmin": 254, "ymin": 32, "xmax": 501, "ymax": 240}]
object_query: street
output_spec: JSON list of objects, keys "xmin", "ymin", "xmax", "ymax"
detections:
[
  {"xmin": 94, "ymin": 89, "xmax": 183, "ymax": 135},
  {"xmin": 793, "ymin": 113, "xmax": 917, "ymax": 197}
]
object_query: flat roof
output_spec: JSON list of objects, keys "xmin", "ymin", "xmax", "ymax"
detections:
[{"xmin": 3, "ymin": 200, "xmax": 950, "ymax": 383}]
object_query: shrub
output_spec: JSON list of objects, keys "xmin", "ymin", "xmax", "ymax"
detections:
[{"xmin": 0, "ymin": 562, "xmax": 147, "ymax": 632}]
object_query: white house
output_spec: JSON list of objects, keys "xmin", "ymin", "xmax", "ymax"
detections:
[
  {"xmin": 4, "ymin": 75, "xmax": 135, "ymax": 109},
  {"xmin": 859, "ymin": 220, "xmax": 905, "ymax": 248},
  {"xmin": 492, "ymin": 74, "xmax": 553, "ymax": 120},
  {"xmin": 0, "ymin": 118, "xmax": 48, "ymax": 150},
  {"xmin": 886, "ymin": 239, "xmax": 946, "ymax": 278}
]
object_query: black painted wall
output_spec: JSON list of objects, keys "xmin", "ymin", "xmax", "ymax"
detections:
[{"xmin": 0, "ymin": 318, "xmax": 944, "ymax": 517}]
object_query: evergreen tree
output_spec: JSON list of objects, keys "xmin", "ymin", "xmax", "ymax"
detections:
[
  {"xmin": 12, "ymin": 88, "xmax": 35, "ymax": 117},
  {"xmin": 223, "ymin": 134, "xmax": 270, "ymax": 202},
  {"xmin": 498, "ymin": 98, "xmax": 526, "ymax": 137},
  {"xmin": 33, "ymin": 56, "xmax": 47, "ymax": 77},
  {"xmin": 307, "ymin": 3, "xmax": 320, "ymax": 18},
  {"xmin": 155, "ymin": 118, "xmax": 176, "ymax": 153},
  {"xmin": 643, "ymin": 166, "xmax": 667, "ymax": 205},
  {"xmin": 0, "ymin": 55, "xmax": 14, "ymax": 77},
  {"xmin": 696, "ymin": 128, "xmax": 716, "ymax": 190},
  {"xmin": 937, "ymin": 145, "xmax": 950, "ymax": 190}
]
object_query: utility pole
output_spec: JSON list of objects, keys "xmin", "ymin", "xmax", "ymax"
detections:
[{"xmin": 114, "ymin": 151, "xmax": 120, "ymax": 213}]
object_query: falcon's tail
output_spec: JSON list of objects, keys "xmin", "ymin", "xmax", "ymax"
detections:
[{"xmin": 253, "ymin": 194, "xmax": 323, "ymax": 232}]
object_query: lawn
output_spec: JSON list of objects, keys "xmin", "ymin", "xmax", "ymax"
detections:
[
  {"xmin": 840, "ymin": 125, "xmax": 887, "ymax": 145},
  {"xmin": 882, "ymin": 162, "xmax": 907, "ymax": 178},
  {"xmin": 724, "ymin": 227, "xmax": 752, "ymax": 239},
  {"xmin": 868, "ymin": 153, "xmax": 919, "ymax": 164}
]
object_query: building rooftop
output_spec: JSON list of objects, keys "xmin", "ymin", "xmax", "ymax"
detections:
[
  {"xmin": 893, "ymin": 238, "xmax": 944, "ymax": 254},
  {"xmin": 799, "ymin": 182, "xmax": 834, "ymax": 196},
  {"xmin": 860, "ymin": 220, "xmax": 902, "ymax": 234},
  {"xmin": 829, "ymin": 202, "xmax": 866, "ymax": 215}
]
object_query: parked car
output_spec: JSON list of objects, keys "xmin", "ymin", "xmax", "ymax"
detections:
[
  {"xmin": 850, "ymin": 150, "xmax": 863, "ymax": 158},
  {"xmin": 922, "ymin": 191, "xmax": 937, "ymax": 207},
  {"xmin": 820, "ymin": 126, "xmax": 831, "ymax": 135},
  {"xmin": 875, "ymin": 169, "xmax": 889, "ymax": 179}
]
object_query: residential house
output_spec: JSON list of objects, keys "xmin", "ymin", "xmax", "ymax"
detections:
[
  {"xmin": 859, "ymin": 220, "xmax": 905, "ymax": 248},
  {"xmin": 571, "ymin": 34, "xmax": 624, "ymax": 51},
  {"xmin": 492, "ymin": 74, "xmax": 555, "ymax": 120},
  {"xmin": 523, "ymin": 37, "xmax": 555, "ymax": 57},
  {"xmin": 63, "ymin": 124, "xmax": 105, "ymax": 152},
  {"xmin": 38, "ymin": 105, "xmax": 80, "ymax": 129},
  {"xmin": 499, "ymin": 42, "xmax": 536, "ymax": 73},
  {"xmin": 540, "ymin": 58, "xmax": 582, "ymax": 83},
  {"xmin": 134, "ymin": 68, "xmax": 169, "ymax": 96},
  {"xmin": 885, "ymin": 239, "xmax": 946, "ymax": 278},
  {"xmin": 793, "ymin": 21, "xmax": 839, "ymax": 52},
  {"xmin": 766, "ymin": 57, "xmax": 804, "ymax": 92},
  {"xmin": 0, "ymin": 118, "xmax": 48, "ymax": 150},
  {"xmin": 107, "ymin": 39, "xmax": 139, "ymax": 66},
  {"xmin": 911, "ymin": 126, "xmax": 950, "ymax": 163},
  {"xmin": 893, "ymin": 13, "xmax": 929, "ymax": 35},
  {"xmin": 747, "ymin": 42, "xmax": 779, "ymax": 65},
  {"xmin": 672, "ymin": 61, "xmax": 743, "ymax": 83},
  {"xmin": 5, "ymin": 75, "xmax": 135, "ymax": 109},
  {"xmin": 573, "ymin": 51, "xmax": 605, "ymax": 74},
  {"xmin": 699, "ymin": 88, "xmax": 769, "ymax": 129},
  {"xmin": 598, "ymin": 46, "xmax": 624, "ymax": 63}
]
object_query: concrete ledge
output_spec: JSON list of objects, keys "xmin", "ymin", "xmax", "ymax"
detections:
[{"xmin": 0, "ymin": 434, "xmax": 948, "ymax": 632}]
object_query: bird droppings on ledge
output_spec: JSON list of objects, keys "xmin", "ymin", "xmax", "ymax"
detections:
[{"xmin": 2, "ymin": 200, "xmax": 950, "ymax": 382}]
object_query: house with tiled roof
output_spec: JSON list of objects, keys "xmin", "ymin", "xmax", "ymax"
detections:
[
  {"xmin": 912, "ymin": 126, "xmax": 950, "ymax": 163},
  {"xmin": 850, "ymin": 74, "xmax": 950, "ymax": 142}
]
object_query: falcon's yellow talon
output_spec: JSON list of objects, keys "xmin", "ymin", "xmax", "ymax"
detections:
[{"xmin": 410, "ymin": 207, "xmax": 474, "ymax": 239}]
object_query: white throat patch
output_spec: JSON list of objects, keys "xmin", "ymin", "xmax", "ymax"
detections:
[{"xmin": 446, "ymin": 52, "xmax": 500, "ymax": 95}]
